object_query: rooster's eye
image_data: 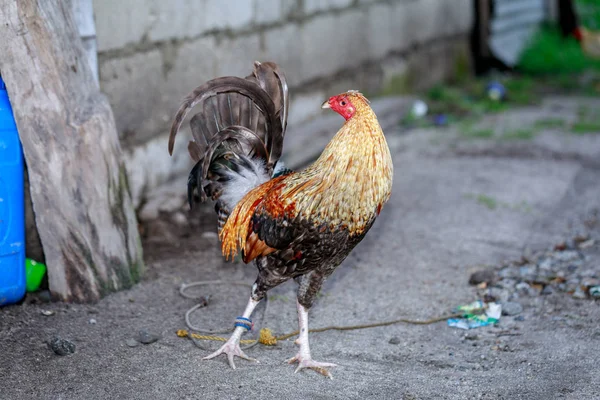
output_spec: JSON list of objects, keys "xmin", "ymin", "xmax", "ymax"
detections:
[{"xmin": 340, "ymin": 101, "xmax": 346, "ymax": 106}]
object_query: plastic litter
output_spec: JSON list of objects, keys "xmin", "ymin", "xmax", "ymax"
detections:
[
  {"xmin": 447, "ymin": 300, "xmax": 502, "ymax": 330},
  {"xmin": 410, "ymin": 100, "xmax": 428, "ymax": 118},
  {"xmin": 25, "ymin": 258, "xmax": 47, "ymax": 292},
  {"xmin": 485, "ymin": 81, "xmax": 506, "ymax": 102},
  {"xmin": 433, "ymin": 114, "xmax": 448, "ymax": 126}
]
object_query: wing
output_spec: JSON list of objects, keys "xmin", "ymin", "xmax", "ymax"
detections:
[{"xmin": 220, "ymin": 174, "xmax": 302, "ymax": 263}]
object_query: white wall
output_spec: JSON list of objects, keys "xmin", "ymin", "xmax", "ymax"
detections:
[{"xmin": 92, "ymin": 0, "xmax": 474, "ymax": 206}]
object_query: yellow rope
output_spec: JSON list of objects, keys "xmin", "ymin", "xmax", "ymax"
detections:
[{"xmin": 176, "ymin": 312, "xmax": 464, "ymax": 346}]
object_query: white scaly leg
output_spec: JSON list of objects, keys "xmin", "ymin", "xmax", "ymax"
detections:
[
  {"xmin": 287, "ymin": 300, "xmax": 337, "ymax": 378},
  {"xmin": 203, "ymin": 297, "xmax": 260, "ymax": 369}
]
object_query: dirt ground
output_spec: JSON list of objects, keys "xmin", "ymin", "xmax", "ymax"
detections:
[{"xmin": 1, "ymin": 96, "xmax": 600, "ymax": 400}]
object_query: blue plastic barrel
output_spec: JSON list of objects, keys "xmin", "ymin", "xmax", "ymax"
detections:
[{"xmin": 0, "ymin": 75, "xmax": 26, "ymax": 306}]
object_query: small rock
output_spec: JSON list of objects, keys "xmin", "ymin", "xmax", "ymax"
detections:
[
  {"xmin": 48, "ymin": 337, "xmax": 76, "ymax": 356},
  {"xmin": 201, "ymin": 231, "xmax": 219, "ymax": 241},
  {"xmin": 557, "ymin": 283, "xmax": 567, "ymax": 292},
  {"xmin": 37, "ymin": 290, "xmax": 52, "ymax": 303},
  {"xmin": 171, "ymin": 211, "xmax": 188, "ymax": 227},
  {"xmin": 538, "ymin": 258, "xmax": 554, "ymax": 271},
  {"xmin": 514, "ymin": 315, "xmax": 525, "ymax": 322},
  {"xmin": 138, "ymin": 200, "xmax": 161, "ymax": 221},
  {"xmin": 578, "ymin": 239, "xmax": 595, "ymax": 249},
  {"xmin": 497, "ymin": 278, "xmax": 517, "ymax": 290},
  {"xmin": 519, "ymin": 265, "xmax": 537, "ymax": 280},
  {"xmin": 464, "ymin": 333, "xmax": 479, "ymax": 341},
  {"xmin": 564, "ymin": 239, "xmax": 576, "ymax": 250},
  {"xmin": 487, "ymin": 287, "xmax": 509, "ymax": 303},
  {"xmin": 126, "ymin": 338, "xmax": 139, "ymax": 348},
  {"xmin": 515, "ymin": 282, "xmax": 531, "ymax": 293},
  {"xmin": 501, "ymin": 302, "xmax": 523, "ymax": 316},
  {"xmin": 580, "ymin": 269, "xmax": 598, "ymax": 278},
  {"xmin": 388, "ymin": 336, "xmax": 401, "ymax": 345},
  {"xmin": 554, "ymin": 251, "xmax": 580, "ymax": 262},
  {"xmin": 89, "ymin": 318, "xmax": 97, "ymax": 324},
  {"xmin": 541, "ymin": 286, "xmax": 554, "ymax": 295},
  {"xmin": 469, "ymin": 269, "xmax": 496, "ymax": 286},
  {"xmin": 571, "ymin": 259, "xmax": 585, "ymax": 268},
  {"xmin": 572, "ymin": 286, "xmax": 587, "ymax": 299},
  {"xmin": 554, "ymin": 242, "xmax": 567, "ymax": 251},
  {"xmin": 522, "ymin": 247, "xmax": 534, "ymax": 261},
  {"xmin": 158, "ymin": 195, "xmax": 186, "ymax": 214},
  {"xmin": 137, "ymin": 329, "xmax": 160, "ymax": 344},
  {"xmin": 498, "ymin": 267, "xmax": 519, "ymax": 279},
  {"xmin": 582, "ymin": 278, "xmax": 600, "ymax": 288},
  {"xmin": 40, "ymin": 310, "xmax": 55, "ymax": 316}
]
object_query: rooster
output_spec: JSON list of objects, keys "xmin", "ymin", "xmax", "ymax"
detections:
[{"xmin": 168, "ymin": 62, "xmax": 393, "ymax": 378}]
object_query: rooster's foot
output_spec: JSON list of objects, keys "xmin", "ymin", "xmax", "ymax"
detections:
[
  {"xmin": 287, "ymin": 354, "xmax": 337, "ymax": 378},
  {"xmin": 203, "ymin": 340, "xmax": 258, "ymax": 370}
]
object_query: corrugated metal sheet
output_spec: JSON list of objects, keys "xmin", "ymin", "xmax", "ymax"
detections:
[{"xmin": 489, "ymin": 0, "xmax": 546, "ymax": 66}]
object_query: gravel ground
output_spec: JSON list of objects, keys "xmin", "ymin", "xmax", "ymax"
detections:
[{"xmin": 1, "ymin": 96, "xmax": 600, "ymax": 400}]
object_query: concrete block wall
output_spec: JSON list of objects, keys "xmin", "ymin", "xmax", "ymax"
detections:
[{"xmin": 93, "ymin": 0, "xmax": 473, "ymax": 207}]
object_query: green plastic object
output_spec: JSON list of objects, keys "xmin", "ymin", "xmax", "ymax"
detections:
[{"xmin": 25, "ymin": 258, "xmax": 46, "ymax": 292}]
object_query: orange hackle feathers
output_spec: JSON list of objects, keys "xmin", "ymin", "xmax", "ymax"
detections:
[
  {"xmin": 280, "ymin": 91, "xmax": 393, "ymax": 234},
  {"xmin": 220, "ymin": 176, "xmax": 286, "ymax": 259}
]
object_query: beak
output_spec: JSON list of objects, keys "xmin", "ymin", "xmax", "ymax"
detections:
[{"xmin": 321, "ymin": 100, "xmax": 330, "ymax": 109}]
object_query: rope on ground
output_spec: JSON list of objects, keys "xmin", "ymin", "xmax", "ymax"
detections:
[
  {"xmin": 180, "ymin": 280, "xmax": 269, "ymax": 350},
  {"xmin": 179, "ymin": 280, "xmax": 470, "ymax": 347}
]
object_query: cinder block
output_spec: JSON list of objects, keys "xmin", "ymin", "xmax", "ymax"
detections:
[
  {"xmin": 94, "ymin": 0, "xmax": 255, "ymax": 51},
  {"xmin": 299, "ymin": 10, "xmax": 369, "ymax": 82},
  {"xmin": 304, "ymin": 0, "xmax": 354, "ymax": 14},
  {"xmin": 254, "ymin": 0, "xmax": 284, "ymax": 24},
  {"xmin": 395, "ymin": 0, "xmax": 472, "ymax": 46},
  {"xmin": 213, "ymin": 33, "xmax": 262, "ymax": 77},
  {"xmin": 99, "ymin": 49, "xmax": 164, "ymax": 141},
  {"xmin": 287, "ymin": 90, "xmax": 326, "ymax": 127},
  {"xmin": 143, "ymin": 1, "xmax": 208, "ymax": 43},
  {"xmin": 99, "ymin": 37, "xmax": 217, "ymax": 144},
  {"xmin": 93, "ymin": 0, "xmax": 150, "ymax": 51},
  {"xmin": 123, "ymin": 131, "xmax": 192, "ymax": 208},
  {"xmin": 203, "ymin": 0, "xmax": 254, "ymax": 31},
  {"xmin": 262, "ymin": 24, "xmax": 304, "ymax": 87},
  {"xmin": 366, "ymin": 3, "xmax": 395, "ymax": 59}
]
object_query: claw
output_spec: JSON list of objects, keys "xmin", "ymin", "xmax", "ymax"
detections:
[
  {"xmin": 203, "ymin": 341, "xmax": 259, "ymax": 369},
  {"xmin": 287, "ymin": 353, "xmax": 337, "ymax": 378}
]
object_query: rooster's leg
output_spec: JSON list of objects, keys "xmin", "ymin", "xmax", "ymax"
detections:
[
  {"xmin": 202, "ymin": 297, "xmax": 260, "ymax": 369},
  {"xmin": 287, "ymin": 300, "xmax": 337, "ymax": 378}
]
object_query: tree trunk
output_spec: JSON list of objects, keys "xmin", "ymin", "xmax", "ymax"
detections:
[{"xmin": 0, "ymin": 0, "xmax": 144, "ymax": 302}]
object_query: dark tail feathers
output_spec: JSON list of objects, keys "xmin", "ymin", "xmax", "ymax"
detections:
[{"xmin": 169, "ymin": 61, "xmax": 289, "ymax": 206}]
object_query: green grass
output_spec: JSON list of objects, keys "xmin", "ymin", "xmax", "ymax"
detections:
[
  {"xmin": 466, "ymin": 193, "xmax": 534, "ymax": 213},
  {"xmin": 461, "ymin": 128, "xmax": 495, "ymax": 139},
  {"xmin": 571, "ymin": 104, "xmax": 600, "ymax": 133},
  {"xmin": 476, "ymin": 194, "xmax": 498, "ymax": 210},
  {"xmin": 502, "ymin": 76, "xmax": 538, "ymax": 104},
  {"xmin": 465, "ymin": 193, "xmax": 498, "ymax": 210},
  {"xmin": 577, "ymin": 105, "xmax": 591, "ymax": 118},
  {"xmin": 517, "ymin": 24, "xmax": 600, "ymax": 75},
  {"xmin": 571, "ymin": 121, "xmax": 600, "ymax": 134},
  {"xmin": 398, "ymin": 18, "xmax": 600, "ymax": 131},
  {"xmin": 576, "ymin": 0, "xmax": 600, "ymax": 30},
  {"xmin": 502, "ymin": 128, "xmax": 536, "ymax": 141},
  {"xmin": 534, "ymin": 118, "xmax": 567, "ymax": 129}
]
